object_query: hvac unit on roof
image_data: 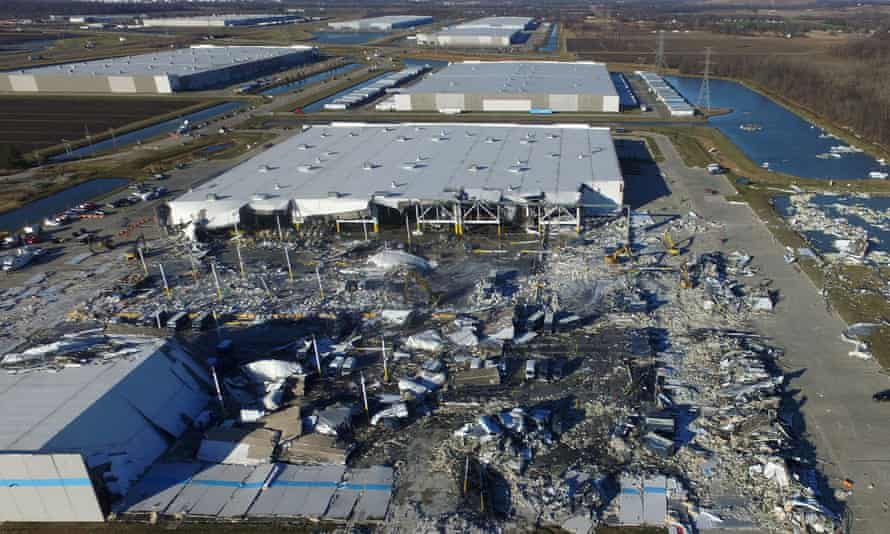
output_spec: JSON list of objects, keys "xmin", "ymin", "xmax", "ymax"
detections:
[
  {"xmin": 362, "ymin": 161, "xmax": 379, "ymax": 170},
  {"xmin": 206, "ymin": 193, "xmax": 219, "ymax": 201},
  {"xmin": 297, "ymin": 143, "xmax": 313, "ymax": 150},
  {"xmin": 396, "ymin": 136, "xmax": 410, "ymax": 143},
  {"xmin": 252, "ymin": 193, "xmax": 269, "ymax": 201},
  {"xmin": 258, "ymin": 164, "xmax": 272, "ymax": 173}
]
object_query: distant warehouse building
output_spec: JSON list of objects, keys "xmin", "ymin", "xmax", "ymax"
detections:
[
  {"xmin": 416, "ymin": 27, "xmax": 520, "ymax": 48},
  {"xmin": 328, "ymin": 15, "xmax": 433, "ymax": 31},
  {"xmin": 0, "ymin": 45, "xmax": 318, "ymax": 94},
  {"xmin": 415, "ymin": 16, "xmax": 534, "ymax": 48},
  {"xmin": 453, "ymin": 16, "xmax": 535, "ymax": 30},
  {"xmin": 142, "ymin": 14, "xmax": 305, "ymax": 28},
  {"xmin": 394, "ymin": 61, "xmax": 620, "ymax": 113}
]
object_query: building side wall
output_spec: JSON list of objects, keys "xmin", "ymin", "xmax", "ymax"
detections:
[
  {"xmin": 0, "ymin": 49, "xmax": 315, "ymax": 94},
  {"xmin": 402, "ymin": 92, "xmax": 614, "ymax": 112}
]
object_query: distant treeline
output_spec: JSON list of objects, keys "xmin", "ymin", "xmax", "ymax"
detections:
[{"xmin": 677, "ymin": 32, "xmax": 890, "ymax": 149}]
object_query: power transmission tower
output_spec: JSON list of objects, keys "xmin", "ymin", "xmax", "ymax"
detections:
[
  {"xmin": 697, "ymin": 47, "xmax": 712, "ymax": 113},
  {"xmin": 655, "ymin": 30, "xmax": 665, "ymax": 73}
]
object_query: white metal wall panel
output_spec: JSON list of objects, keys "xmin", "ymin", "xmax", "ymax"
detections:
[
  {"xmin": 393, "ymin": 94, "xmax": 412, "ymax": 111},
  {"xmin": 108, "ymin": 76, "xmax": 137, "ymax": 93},
  {"xmin": 9, "ymin": 74, "xmax": 38, "ymax": 92},
  {"xmin": 52, "ymin": 454, "xmax": 104, "ymax": 521},
  {"xmin": 482, "ymin": 99, "xmax": 531, "ymax": 112},
  {"xmin": 0, "ymin": 454, "xmax": 103, "ymax": 522},
  {"xmin": 154, "ymin": 75, "xmax": 174, "ymax": 93},
  {"xmin": 548, "ymin": 94, "xmax": 578, "ymax": 112},
  {"xmin": 602, "ymin": 94, "xmax": 621, "ymax": 113},
  {"xmin": 435, "ymin": 93, "xmax": 465, "ymax": 110}
]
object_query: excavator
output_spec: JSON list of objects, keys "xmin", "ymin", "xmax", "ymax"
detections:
[
  {"xmin": 403, "ymin": 270, "xmax": 442, "ymax": 306},
  {"xmin": 605, "ymin": 245, "xmax": 633, "ymax": 265},
  {"xmin": 679, "ymin": 262, "xmax": 693, "ymax": 289},
  {"xmin": 663, "ymin": 231, "xmax": 681, "ymax": 256}
]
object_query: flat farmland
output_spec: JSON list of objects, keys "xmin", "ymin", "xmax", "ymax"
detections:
[
  {"xmin": 565, "ymin": 26, "xmax": 842, "ymax": 64},
  {"xmin": 0, "ymin": 96, "xmax": 209, "ymax": 154}
]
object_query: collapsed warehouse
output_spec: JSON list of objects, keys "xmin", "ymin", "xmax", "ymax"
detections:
[
  {"xmin": 0, "ymin": 194, "xmax": 843, "ymax": 531},
  {"xmin": 165, "ymin": 122, "xmax": 625, "ymax": 234}
]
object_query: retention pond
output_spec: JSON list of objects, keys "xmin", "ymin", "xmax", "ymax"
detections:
[{"xmin": 665, "ymin": 76, "xmax": 886, "ymax": 180}]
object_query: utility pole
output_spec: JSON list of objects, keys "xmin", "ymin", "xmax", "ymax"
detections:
[
  {"xmin": 211, "ymin": 262, "xmax": 223, "ymax": 301},
  {"xmin": 697, "ymin": 47, "xmax": 713, "ymax": 113},
  {"xmin": 655, "ymin": 30, "xmax": 666, "ymax": 73},
  {"xmin": 381, "ymin": 337, "xmax": 389, "ymax": 383}
]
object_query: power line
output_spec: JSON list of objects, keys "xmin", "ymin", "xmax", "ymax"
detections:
[
  {"xmin": 697, "ymin": 47, "xmax": 712, "ymax": 113},
  {"xmin": 655, "ymin": 30, "xmax": 666, "ymax": 73}
]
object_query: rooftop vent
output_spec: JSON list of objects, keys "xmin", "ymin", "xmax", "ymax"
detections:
[
  {"xmin": 297, "ymin": 164, "xmax": 320, "ymax": 173},
  {"xmin": 397, "ymin": 136, "xmax": 410, "ymax": 143},
  {"xmin": 274, "ymin": 183, "xmax": 282, "ymax": 191},
  {"xmin": 484, "ymin": 137, "xmax": 500, "ymax": 144},
  {"xmin": 258, "ymin": 164, "xmax": 272, "ymax": 173},
  {"xmin": 206, "ymin": 193, "xmax": 219, "ymax": 201},
  {"xmin": 297, "ymin": 144, "xmax": 313, "ymax": 150},
  {"xmin": 362, "ymin": 161, "xmax": 378, "ymax": 170},
  {"xmin": 251, "ymin": 193, "xmax": 268, "ymax": 201}
]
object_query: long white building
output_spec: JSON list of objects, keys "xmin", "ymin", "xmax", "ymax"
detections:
[
  {"xmin": 415, "ymin": 16, "xmax": 534, "ymax": 48},
  {"xmin": 0, "ymin": 45, "xmax": 318, "ymax": 94},
  {"xmin": 328, "ymin": 15, "xmax": 433, "ymax": 31},
  {"xmin": 167, "ymin": 122, "xmax": 624, "ymax": 233},
  {"xmin": 142, "ymin": 14, "xmax": 305, "ymax": 28},
  {"xmin": 394, "ymin": 61, "xmax": 620, "ymax": 113}
]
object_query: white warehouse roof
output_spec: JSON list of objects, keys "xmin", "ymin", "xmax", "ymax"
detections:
[
  {"xmin": 9, "ymin": 45, "xmax": 316, "ymax": 77},
  {"xmin": 168, "ymin": 122, "xmax": 623, "ymax": 228},
  {"xmin": 457, "ymin": 16, "xmax": 534, "ymax": 30},
  {"xmin": 403, "ymin": 61, "xmax": 618, "ymax": 98}
]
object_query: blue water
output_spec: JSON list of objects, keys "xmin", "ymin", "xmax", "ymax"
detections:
[
  {"xmin": 773, "ymin": 194, "xmax": 890, "ymax": 254},
  {"xmin": 403, "ymin": 58, "xmax": 449, "ymax": 70},
  {"xmin": 311, "ymin": 31, "xmax": 388, "ymax": 44},
  {"xmin": 303, "ymin": 71, "xmax": 396, "ymax": 112},
  {"xmin": 261, "ymin": 63, "xmax": 361, "ymax": 96},
  {"xmin": 540, "ymin": 24, "xmax": 558, "ymax": 53},
  {"xmin": 50, "ymin": 101, "xmax": 244, "ymax": 162},
  {"xmin": 0, "ymin": 178, "xmax": 128, "ymax": 231},
  {"xmin": 665, "ymin": 76, "xmax": 884, "ymax": 180}
]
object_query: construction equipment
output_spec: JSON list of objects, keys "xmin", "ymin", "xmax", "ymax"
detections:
[
  {"xmin": 680, "ymin": 262, "xmax": 692, "ymax": 289},
  {"xmin": 87, "ymin": 234, "xmax": 115, "ymax": 253},
  {"xmin": 663, "ymin": 231, "xmax": 681, "ymax": 256},
  {"xmin": 605, "ymin": 245, "xmax": 633, "ymax": 265},
  {"xmin": 403, "ymin": 270, "xmax": 441, "ymax": 306}
]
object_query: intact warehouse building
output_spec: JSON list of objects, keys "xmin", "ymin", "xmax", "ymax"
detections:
[
  {"xmin": 166, "ymin": 122, "xmax": 624, "ymax": 233},
  {"xmin": 416, "ymin": 16, "xmax": 534, "ymax": 48},
  {"xmin": 142, "ymin": 14, "xmax": 305, "ymax": 28},
  {"xmin": 328, "ymin": 15, "xmax": 434, "ymax": 31},
  {"xmin": 393, "ymin": 61, "xmax": 620, "ymax": 113},
  {"xmin": 0, "ymin": 45, "xmax": 318, "ymax": 94}
]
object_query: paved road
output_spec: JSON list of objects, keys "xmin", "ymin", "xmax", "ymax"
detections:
[{"xmin": 648, "ymin": 134, "xmax": 890, "ymax": 534}]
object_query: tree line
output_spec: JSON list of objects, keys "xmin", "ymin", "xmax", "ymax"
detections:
[{"xmin": 676, "ymin": 32, "xmax": 890, "ymax": 150}]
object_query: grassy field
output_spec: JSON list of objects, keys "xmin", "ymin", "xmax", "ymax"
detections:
[
  {"xmin": 0, "ymin": 131, "xmax": 271, "ymax": 216},
  {"xmin": 0, "ymin": 96, "xmax": 212, "ymax": 155}
]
